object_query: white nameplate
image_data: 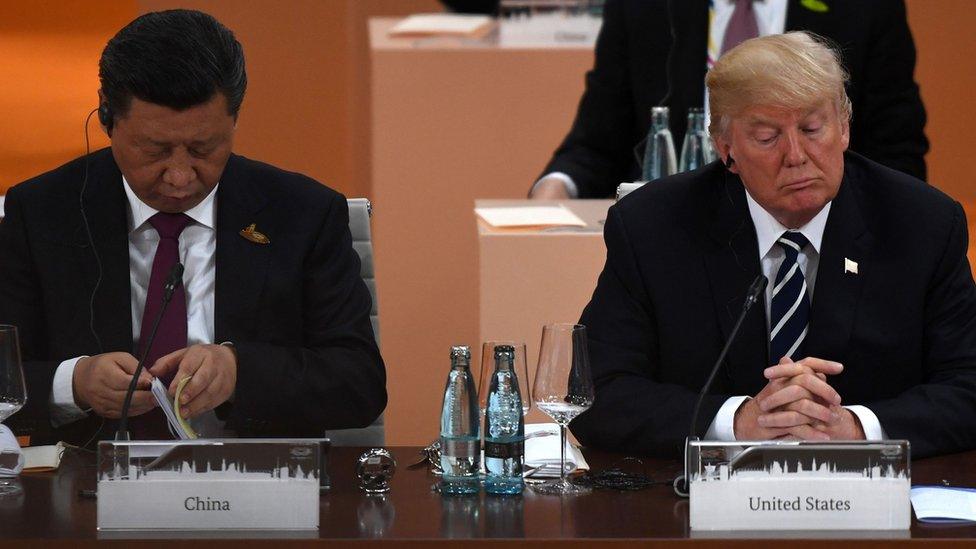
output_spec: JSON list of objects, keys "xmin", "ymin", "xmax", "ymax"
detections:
[
  {"xmin": 98, "ymin": 477, "xmax": 319, "ymax": 530},
  {"xmin": 691, "ymin": 476, "xmax": 910, "ymax": 530},
  {"xmin": 688, "ymin": 441, "xmax": 911, "ymax": 531},
  {"xmin": 96, "ymin": 439, "xmax": 322, "ymax": 531}
]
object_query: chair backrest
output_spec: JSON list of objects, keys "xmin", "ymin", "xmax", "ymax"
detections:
[{"xmin": 326, "ymin": 198, "xmax": 385, "ymax": 446}]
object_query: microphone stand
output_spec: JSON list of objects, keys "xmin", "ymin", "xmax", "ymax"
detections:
[
  {"xmin": 674, "ymin": 274, "xmax": 766, "ymax": 497},
  {"xmin": 115, "ymin": 263, "xmax": 184, "ymax": 441}
]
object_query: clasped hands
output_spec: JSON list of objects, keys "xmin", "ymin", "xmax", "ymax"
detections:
[
  {"xmin": 734, "ymin": 357, "xmax": 865, "ymax": 441},
  {"xmin": 72, "ymin": 344, "xmax": 237, "ymax": 420}
]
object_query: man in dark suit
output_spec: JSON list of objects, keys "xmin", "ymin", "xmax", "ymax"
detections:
[
  {"xmin": 532, "ymin": 0, "xmax": 928, "ymax": 198},
  {"xmin": 0, "ymin": 10, "xmax": 386, "ymax": 445},
  {"xmin": 570, "ymin": 31, "xmax": 976, "ymax": 459}
]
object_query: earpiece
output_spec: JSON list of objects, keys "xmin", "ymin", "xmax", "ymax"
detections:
[{"xmin": 98, "ymin": 101, "xmax": 114, "ymax": 134}]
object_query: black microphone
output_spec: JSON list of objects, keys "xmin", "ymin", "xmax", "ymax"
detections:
[
  {"xmin": 115, "ymin": 263, "xmax": 185, "ymax": 440},
  {"xmin": 674, "ymin": 273, "xmax": 767, "ymax": 496}
]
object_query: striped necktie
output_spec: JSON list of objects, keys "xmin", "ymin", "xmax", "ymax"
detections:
[{"xmin": 769, "ymin": 231, "xmax": 811, "ymax": 362}]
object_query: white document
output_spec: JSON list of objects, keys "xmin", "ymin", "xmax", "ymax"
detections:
[
  {"xmin": 911, "ymin": 485, "xmax": 976, "ymax": 522},
  {"xmin": 476, "ymin": 206, "xmax": 587, "ymax": 228},
  {"xmin": 524, "ymin": 422, "xmax": 589, "ymax": 478},
  {"xmin": 389, "ymin": 14, "xmax": 494, "ymax": 38},
  {"xmin": 22, "ymin": 442, "xmax": 66, "ymax": 472},
  {"xmin": 150, "ymin": 378, "xmax": 194, "ymax": 440}
]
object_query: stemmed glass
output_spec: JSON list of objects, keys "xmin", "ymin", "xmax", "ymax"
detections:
[
  {"xmin": 0, "ymin": 325, "xmax": 27, "ymax": 492},
  {"xmin": 0, "ymin": 325, "xmax": 26, "ymax": 425},
  {"xmin": 531, "ymin": 324, "xmax": 594, "ymax": 495},
  {"xmin": 477, "ymin": 341, "xmax": 531, "ymax": 418}
]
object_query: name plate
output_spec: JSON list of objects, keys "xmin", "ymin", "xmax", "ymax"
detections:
[
  {"xmin": 688, "ymin": 440, "xmax": 911, "ymax": 531},
  {"xmin": 97, "ymin": 439, "xmax": 322, "ymax": 531}
]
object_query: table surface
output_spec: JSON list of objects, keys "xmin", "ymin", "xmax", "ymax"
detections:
[{"xmin": 1, "ymin": 446, "xmax": 976, "ymax": 546}]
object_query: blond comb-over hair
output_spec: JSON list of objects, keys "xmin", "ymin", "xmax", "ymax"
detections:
[{"xmin": 706, "ymin": 31, "xmax": 852, "ymax": 138}]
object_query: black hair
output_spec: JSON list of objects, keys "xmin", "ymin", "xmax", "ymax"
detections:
[{"xmin": 98, "ymin": 9, "xmax": 246, "ymax": 120}]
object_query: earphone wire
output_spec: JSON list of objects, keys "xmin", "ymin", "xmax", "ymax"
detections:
[
  {"xmin": 80, "ymin": 107, "xmax": 104, "ymax": 355},
  {"xmin": 78, "ymin": 107, "xmax": 109, "ymax": 449}
]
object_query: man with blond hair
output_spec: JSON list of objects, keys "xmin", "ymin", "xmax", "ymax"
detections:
[{"xmin": 570, "ymin": 32, "xmax": 976, "ymax": 459}]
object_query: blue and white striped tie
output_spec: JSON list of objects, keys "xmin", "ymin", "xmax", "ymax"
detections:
[{"xmin": 769, "ymin": 231, "xmax": 811, "ymax": 361}]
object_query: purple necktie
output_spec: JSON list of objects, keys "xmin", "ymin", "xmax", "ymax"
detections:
[
  {"xmin": 721, "ymin": 0, "xmax": 759, "ymax": 56},
  {"xmin": 130, "ymin": 212, "xmax": 192, "ymax": 439}
]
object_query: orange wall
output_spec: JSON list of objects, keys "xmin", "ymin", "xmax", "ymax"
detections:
[
  {"xmin": 0, "ymin": 0, "xmax": 136, "ymax": 192},
  {"xmin": 136, "ymin": 0, "xmax": 440, "ymax": 200},
  {"xmin": 0, "ymin": 0, "xmax": 439, "ymax": 197},
  {"xmin": 3, "ymin": 1, "xmax": 972, "ymax": 201},
  {"xmin": 907, "ymin": 0, "xmax": 976, "ymax": 202}
]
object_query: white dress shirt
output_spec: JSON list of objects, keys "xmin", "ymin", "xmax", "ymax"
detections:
[
  {"xmin": 534, "ymin": 0, "xmax": 788, "ymax": 197},
  {"xmin": 50, "ymin": 178, "xmax": 224, "ymax": 436},
  {"xmin": 704, "ymin": 192, "xmax": 886, "ymax": 441}
]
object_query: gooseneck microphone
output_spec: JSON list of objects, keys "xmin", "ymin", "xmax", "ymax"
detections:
[
  {"xmin": 674, "ymin": 273, "xmax": 767, "ymax": 496},
  {"xmin": 115, "ymin": 263, "xmax": 185, "ymax": 440}
]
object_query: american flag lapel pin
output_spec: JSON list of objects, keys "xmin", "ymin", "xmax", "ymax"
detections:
[{"xmin": 844, "ymin": 257, "xmax": 858, "ymax": 275}]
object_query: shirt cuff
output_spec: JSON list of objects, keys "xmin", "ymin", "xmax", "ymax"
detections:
[
  {"xmin": 531, "ymin": 172, "xmax": 579, "ymax": 198},
  {"xmin": 704, "ymin": 396, "xmax": 750, "ymax": 441},
  {"xmin": 845, "ymin": 405, "xmax": 886, "ymax": 440},
  {"xmin": 50, "ymin": 356, "xmax": 90, "ymax": 427}
]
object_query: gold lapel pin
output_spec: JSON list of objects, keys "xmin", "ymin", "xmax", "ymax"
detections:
[{"xmin": 239, "ymin": 223, "xmax": 270, "ymax": 244}]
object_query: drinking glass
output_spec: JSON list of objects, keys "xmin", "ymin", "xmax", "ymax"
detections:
[
  {"xmin": 478, "ymin": 341, "xmax": 531, "ymax": 418},
  {"xmin": 0, "ymin": 325, "xmax": 26, "ymax": 424},
  {"xmin": 0, "ymin": 325, "xmax": 26, "ymax": 491},
  {"xmin": 531, "ymin": 323, "xmax": 594, "ymax": 495}
]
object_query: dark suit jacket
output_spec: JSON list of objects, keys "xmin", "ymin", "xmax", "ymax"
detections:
[
  {"xmin": 541, "ymin": 0, "xmax": 929, "ymax": 197},
  {"xmin": 570, "ymin": 152, "xmax": 976, "ymax": 459},
  {"xmin": 0, "ymin": 148, "xmax": 387, "ymax": 445}
]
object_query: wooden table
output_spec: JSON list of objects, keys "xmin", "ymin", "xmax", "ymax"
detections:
[{"xmin": 1, "ymin": 446, "xmax": 975, "ymax": 546}]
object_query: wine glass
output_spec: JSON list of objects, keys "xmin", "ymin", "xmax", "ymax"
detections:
[
  {"xmin": 478, "ymin": 341, "xmax": 531, "ymax": 418},
  {"xmin": 0, "ymin": 325, "xmax": 26, "ymax": 491},
  {"xmin": 531, "ymin": 323, "xmax": 594, "ymax": 495},
  {"xmin": 0, "ymin": 325, "xmax": 26, "ymax": 424}
]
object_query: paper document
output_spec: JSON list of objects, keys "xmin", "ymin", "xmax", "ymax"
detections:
[
  {"xmin": 524, "ymin": 423, "xmax": 589, "ymax": 478},
  {"xmin": 389, "ymin": 14, "xmax": 495, "ymax": 39},
  {"xmin": 22, "ymin": 442, "xmax": 66, "ymax": 472},
  {"xmin": 476, "ymin": 206, "xmax": 587, "ymax": 228},
  {"xmin": 911, "ymin": 485, "xmax": 976, "ymax": 522},
  {"xmin": 150, "ymin": 377, "xmax": 198, "ymax": 440}
]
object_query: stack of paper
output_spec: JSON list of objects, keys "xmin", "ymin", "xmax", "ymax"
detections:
[
  {"xmin": 150, "ymin": 377, "xmax": 198, "ymax": 440},
  {"xmin": 524, "ymin": 423, "xmax": 589, "ymax": 478},
  {"xmin": 911, "ymin": 485, "xmax": 976, "ymax": 522},
  {"xmin": 389, "ymin": 14, "xmax": 495, "ymax": 39},
  {"xmin": 476, "ymin": 205, "xmax": 587, "ymax": 229}
]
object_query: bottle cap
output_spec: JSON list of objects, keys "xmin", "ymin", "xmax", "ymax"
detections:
[
  {"xmin": 493, "ymin": 345, "xmax": 515, "ymax": 359},
  {"xmin": 450, "ymin": 345, "xmax": 471, "ymax": 360}
]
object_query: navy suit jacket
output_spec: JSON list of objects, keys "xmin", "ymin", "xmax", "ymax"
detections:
[
  {"xmin": 570, "ymin": 153, "xmax": 976, "ymax": 458},
  {"xmin": 0, "ymin": 148, "xmax": 387, "ymax": 445},
  {"xmin": 541, "ymin": 0, "xmax": 929, "ymax": 197}
]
